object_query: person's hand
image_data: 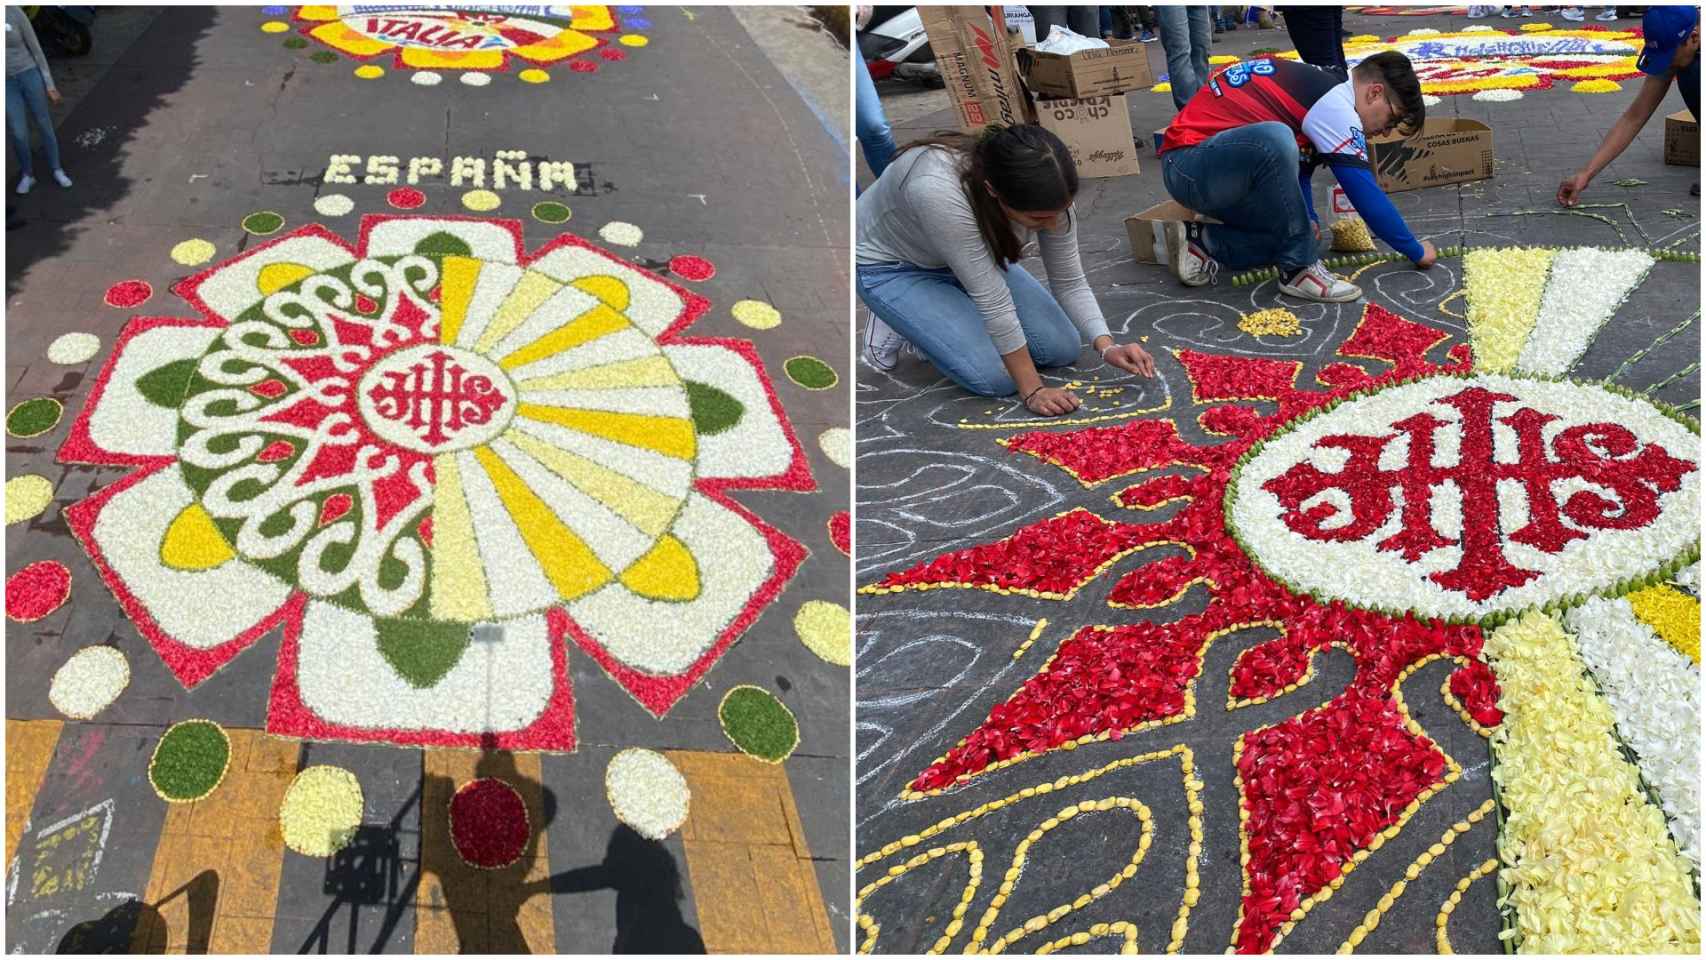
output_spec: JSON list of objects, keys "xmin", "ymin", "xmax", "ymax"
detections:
[
  {"xmin": 1101, "ymin": 342, "xmax": 1156, "ymax": 377},
  {"xmin": 1023, "ymin": 385, "xmax": 1081, "ymax": 417},
  {"xmin": 1415, "ymin": 239, "xmax": 1437, "ymax": 268},
  {"xmin": 1312, "ymin": 220, "xmax": 1322, "ymax": 242},
  {"xmin": 46, "ymin": 87, "xmax": 60, "ymax": 106},
  {"xmin": 1557, "ymin": 171, "xmax": 1590, "ymax": 207}
]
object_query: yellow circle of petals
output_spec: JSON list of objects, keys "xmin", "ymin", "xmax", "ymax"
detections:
[
  {"xmin": 280, "ymin": 765, "xmax": 365, "ymax": 857},
  {"xmin": 260, "ymin": 20, "xmax": 290, "ymax": 33},
  {"xmin": 619, "ymin": 34, "xmax": 649, "ymax": 47},
  {"xmin": 794, "ymin": 600, "xmax": 851, "ymax": 666},
  {"xmin": 354, "ymin": 64, "xmax": 385, "ymax": 79},
  {"xmin": 1573, "ymin": 78, "xmax": 1622, "ymax": 93},
  {"xmin": 518, "ymin": 68, "xmax": 551, "ymax": 83},
  {"xmin": 461, "ymin": 189, "xmax": 502, "ymax": 212},
  {"xmin": 6, "ymin": 475, "xmax": 54, "ymax": 524},
  {"xmin": 170, "ymin": 238, "xmax": 217, "ymax": 266},
  {"xmin": 731, "ymin": 299, "xmax": 781, "ymax": 330}
]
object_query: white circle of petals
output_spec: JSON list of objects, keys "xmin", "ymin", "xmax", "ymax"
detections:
[
  {"xmin": 47, "ymin": 332, "xmax": 102, "ymax": 365},
  {"xmin": 1230, "ymin": 375, "xmax": 1699, "ymax": 620},
  {"xmin": 280, "ymin": 765, "xmax": 366, "ymax": 857},
  {"xmin": 818, "ymin": 427, "xmax": 850, "ymax": 469},
  {"xmin": 605, "ymin": 748, "xmax": 691, "ymax": 840},
  {"xmin": 599, "ymin": 222, "xmax": 644, "ymax": 247},
  {"xmin": 48, "ymin": 646, "xmax": 130, "ymax": 719},
  {"xmin": 314, "ymin": 194, "xmax": 355, "ymax": 217},
  {"xmin": 459, "ymin": 72, "xmax": 491, "ymax": 87},
  {"xmin": 411, "ymin": 71, "xmax": 443, "ymax": 86},
  {"xmin": 1473, "ymin": 88, "xmax": 1525, "ymax": 102}
]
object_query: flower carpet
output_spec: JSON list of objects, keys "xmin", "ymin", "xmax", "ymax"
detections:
[{"xmin": 858, "ymin": 244, "xmax": 1699, "ymax": 953}]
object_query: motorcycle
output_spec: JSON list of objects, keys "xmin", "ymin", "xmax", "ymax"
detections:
[
  {"xmin": 24, "ymin": 6, "xmax": 95, "ymax": 58},
  {"xmin": 859, "ymin": 7, "xmax": 941, "ymax": 87}
]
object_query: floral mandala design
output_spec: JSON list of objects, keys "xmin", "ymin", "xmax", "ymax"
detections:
[
  {"xmin": 291, "ymin": 5, "xmax": 630, "ymax": 73},
  {"xmin": 61, "ymin": 215, "xmax": 812, "ymax": 750},
  {"xmin": 1344, "ymin": 26, "xmax": 1646, "ymax": 95},
  {"xmin": 859, "ymin": 301, "xmax": 1699, "ymax": 952}
]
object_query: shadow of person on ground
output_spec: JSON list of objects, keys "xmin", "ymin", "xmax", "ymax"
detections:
[
  {"xmin": 419, "ymin": 735, "xmax": 558, "ymax": 952},
  {"xmin": 75, "ymin": 868, "xmax": 218, "ymax": 954},
  {"xmin": 528, "ymin": 825, "xmax": 707, "ymax": 954}
]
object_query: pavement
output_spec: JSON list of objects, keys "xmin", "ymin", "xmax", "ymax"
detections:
[
  {"xmin": 855, "ymin": 9, "xmax": 1699, "ymax": 956},
  {"xmin": 6, "ymin": 5, "xmax": 849, "ymax": 954}
]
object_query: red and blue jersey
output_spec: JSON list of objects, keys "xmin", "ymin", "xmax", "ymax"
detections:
[{"xmin": 1160, "ymin": 58, "xmax": 1424, "ymax": 262}]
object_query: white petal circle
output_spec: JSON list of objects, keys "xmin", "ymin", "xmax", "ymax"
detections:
[
  {"xmin": 47, "ymin": 332, "xmax": 101, "ymax": 365},
  {"xmin": 818, "ymin": 427, "xmax": 850, "ymax": 469},
  {"xmin": 598, "ymin": 221, "xmax": 644, "ymax": 247},
  {"xmin": 460, "ymin": 72, "xmax": 491, "ymax": 87},
  {"xmin": 313, "ymin": 193, "xmax": 355, "ymax": 217},
  {"xmin": 411, "ymin": 71, "xmax": 443, "ymax": 86},
  {"xmin": 605, "ymin": 748, "xmax": 690, "ymax": 840},
  {"xmin": 48, "ymin": 646, "xmax": 130, "ymax": 719}
]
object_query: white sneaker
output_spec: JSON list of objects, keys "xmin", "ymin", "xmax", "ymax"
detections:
[
  {"xmin": 1500, "ymin": 7, "xmax": 1517, "ymax": 16},
  {"xmin": 1163, "ymin": 221, "xmax": 1219, "ymax": 287},
  {"xmin": 51, "ymin": 169, "xmax": 70, "ymax": 188},
  {"xmin": 1561, "ymin": 7, "xmax": 1584, "ymax": 19},
  {"xmin": 1466, "ymin": 5, "xmax": 1490, "ymax": 17},
  {"xmin": 1596, "ymin": 7, "xmax": 1618, "ymax": 20},
  {"xmin": 1279, "ymin": 262, "xmax": 1362, "ymax": 303},
  {"xmin": 862, "ymin": 314, "xmax": 906, "ymax": 372},
  {"xmin": 1520, "ymin": 6, "xmax": 1534, "ymax": 15},
  {"xmin": 15, "ymin": 175, "xmax": 34, "ymax": 195}
]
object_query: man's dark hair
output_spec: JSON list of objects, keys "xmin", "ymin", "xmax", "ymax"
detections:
[
  {"xmin": 1352, "ymin": 51, "xmax": 1426, "ymax": 137},
  {"xmin": 895, "ymin": 124, "xmax": 1079, "ymax": 265}
]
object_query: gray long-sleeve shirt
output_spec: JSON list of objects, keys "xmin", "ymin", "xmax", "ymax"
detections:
[
  {"xmin": 856, "ymin": 145, "xmax": 1110, "ymax": 355},
  {"xmin": 5, "ymin": 7, "xmax": 54, "ymax": 85}
]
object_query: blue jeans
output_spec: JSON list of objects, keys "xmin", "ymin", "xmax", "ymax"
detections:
[
  {"xmin": 855, "ymin": 56, "xmax": 895, "ymax": 181},
  {"xmin": 1161, "ymin": 122, "xmax": 1317, "ymax": 272},
  {"xmin": 6, "ymin": 67, "xmax": 60, "ymax": 178},
  {"xmin": 857, "ymin": 262, "xmax": 1082, "ymax": 397},
  {"xmin": 1156, "ymin": 6, "xmax": 1213, "ymax": 111}
]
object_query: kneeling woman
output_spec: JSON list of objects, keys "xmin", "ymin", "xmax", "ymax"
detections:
[{"xmin": 857, "ymin": 124, "xmax": 1155, "ymax": 417}]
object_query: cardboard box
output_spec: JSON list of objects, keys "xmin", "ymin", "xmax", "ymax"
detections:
[
  {"xmin": 1017, "ymin": 39, "xmax": 1154, "ymax": 99},
  {"xmin": 920, "ymin": 6, "xmax": 1027, "ymax": 132},
  {"xmin": 1124, "ymin": 200, "xmax": 1220, "ymax": 264},
  {"xmin": 1004, "ymin": 5, "xmax": 1035, "ymax": 46},
  {"xmin": 1034, "ymin": 94, "xmax": 1138, "ymax": 178},
  {"xmin": 1369, "ymin": 118, "xmax": 1494, "ymax": 193},
  {"xmin": 1665, "ymin": 110, "xmax": 1698, "ymax": 166}
]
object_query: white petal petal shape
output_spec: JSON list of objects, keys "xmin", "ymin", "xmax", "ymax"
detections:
[{"xmin": 665, "ymin": 342, "xmax": 799, "ymax": 482}]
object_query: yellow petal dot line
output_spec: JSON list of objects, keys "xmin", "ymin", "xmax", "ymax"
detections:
[
  {"xmin": 1012, "ymin": 617, "xmax": 1048, "ymax": 661},
  {"xmin": 1333, "ymin": 798, "xmax": 1496, "ymax": 954},
  {"xmin": 470, "ymin": 446, "xmax": 611, "ymax": 601},
  {"xmin": 854, "ymin": 841, "xmax": 982, "ymax": 955},
  {"xmin": 1435, "ymin": 859, "xmax": 1500, "ymax": 954}
]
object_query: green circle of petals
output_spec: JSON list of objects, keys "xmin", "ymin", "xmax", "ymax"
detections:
[
  {"xmin": 7, "ymin": 397, "xmax": 63, "ymax": 438},
  {"xmin": 718, "ymin": 685, "xmax": 799, "ymax": 763},
  {"xmin": 283, "ymin": 36, "xmax": 308, "ymax": 48},
  {"xmin": 242, "ymin": 211, "xmax": 285, "ymax": 236},
  {"xmin": 531, "ymin": 201, "xmax": 572, "ymax": 224},
  {"xmin": 783, "ymin": 355, "xmax": 838, "ymax": 391},
  {"xmin": 149, "ymin": 720, "xmax": 231, "ymax": 802},
  {"xmin": 309, "ymin": 50, "xmax": 339, "ymax": 63}
]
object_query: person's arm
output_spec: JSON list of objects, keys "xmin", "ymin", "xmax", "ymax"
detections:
[
  {"xmin": 1328, "ymin": 160, "xmax": 1430, "ymax": 264},
  {"xmin": 1038, "ymin": 208, "xmax": 1156, "ymax": 378},
  {"xmin": 1559, "ymin": 71, "xmax": 1672, "ymax": 205},
  {"xmin": 1300, "ymin": 167, "xmax": 1319, "ymax": 225},
  {"xmin": 13, "ymin": 11, "xmax": 55, "ymax": 90}
]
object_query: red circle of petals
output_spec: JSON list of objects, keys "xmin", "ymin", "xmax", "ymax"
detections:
[
  {"xmin": 7, "ymin": 561, "xmax": 71, "ymax": 622},
  {"xmin": 387, "ymin": 188, "xmax": 426, "ymax": 210},
  {"xmin": 569, "ymin": 60, "xmax": 598, "ymax": 73},
  {"xmin": 829, "ymin": 511, "xmax": 851, "ymax": 556},
  {"xmin": 600, "ymin": 47, "xmax": 626, "ymax": 61},
  {"xmin": 449, "ymin": 777, "xmax": 530, "ymax": 868},
  {"xmin": 104, "ymin": 280, "xmax": 153, "ymax": 309},
  {"xmin": 668, "ymin": 255, "xmax": 716, "ymax": 282}
]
